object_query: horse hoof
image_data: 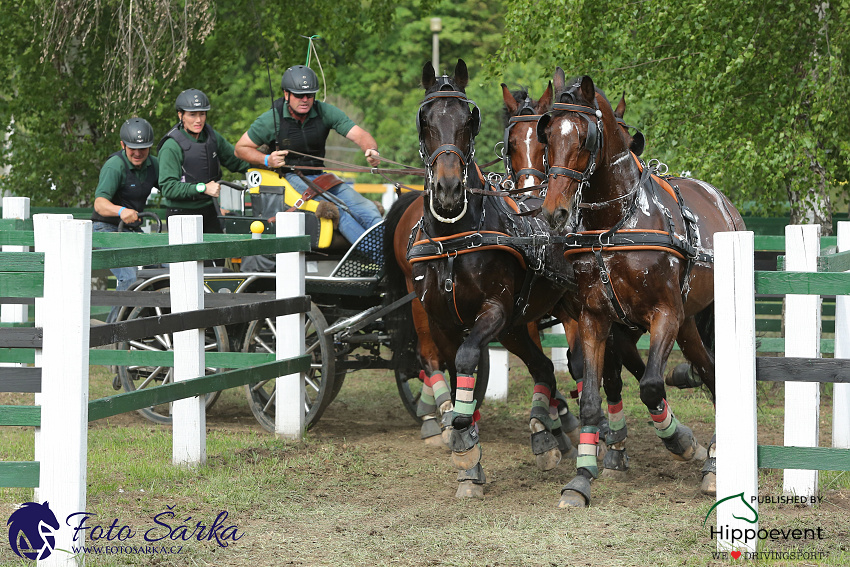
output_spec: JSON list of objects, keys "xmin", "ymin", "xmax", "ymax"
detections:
[
  {"xmin": 701, "ymin": 472, "xmax": 717, "ymax": 496},
  {"xmin": 600, "ymin": 468, "xmax": 629, "ymax": 481},
  {"xmin": 441, "ymin": 425, "xmax": 454, "ymax": 448},
  {"xmin": 558, "ymin": 490, "xmax": 588, "ymax": 508},
  {"xmin": 423, "ymin": 434, "xmax": 447, "ymax": 449},
  {"xmin": 456, "ymin": 480, "xmax": 484, "ymax": 499},
  {"xmin": 535, "ymin": 448, "xmax": 562, "ymax": 471},
  {"xmin": 671, "ymin": 441, "xmax": 705, "ymax": 462},
  {"xmin": 452, "ymin": 444, "xmax": 482, "ymax": 470}
]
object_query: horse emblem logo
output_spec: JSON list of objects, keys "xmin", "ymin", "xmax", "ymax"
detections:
[
  {"xmin": 703, "ymin": 492, "xmax": 759, "ymax": 526},
  {"xmin": 7, "ymin": 501, "xmax": 60, "ymax": 560}
]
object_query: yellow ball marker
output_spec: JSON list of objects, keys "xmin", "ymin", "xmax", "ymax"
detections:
[{"xmin": 250, "ymin": 220, "xmax": 265, "ymax": 239}]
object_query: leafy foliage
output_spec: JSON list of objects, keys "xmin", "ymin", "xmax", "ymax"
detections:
[{"xmin": 497, "ymin": 1, "xmax": 850, "ymax": 223}]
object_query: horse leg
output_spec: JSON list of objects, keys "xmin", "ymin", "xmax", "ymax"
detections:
[
  {"xmin": 447, "ymin": 310, "xmax": 507, "ymax": 499},
  {"xmin": 666, "ymin": 305, "xmax": 714, "ymax": 389},
  {"xmin": 641, "ymin": 313, "xmax": 706, "ymax": 464},
  {"xmin": 599, "ymin": 345, "xmax": 629, "ymax": 480},
  {"xmin": 500, "ymin": 327, "xmax": 565, "ymax": 471},
  {"xmin": 409, "ymin": 296, "xmax": 451, "ymax": 447},
  {"xmin": 559, "ymin": 313, "xmax": 610, "ymax": 508},
  {"xmin": 676, "ymin": 314, "xmax": 717, "ymax": 494}
]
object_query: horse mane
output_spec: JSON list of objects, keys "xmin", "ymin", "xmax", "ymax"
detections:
[{"xmin": 554, "ymin": 78, "xmax": 610, "ymax": 114}]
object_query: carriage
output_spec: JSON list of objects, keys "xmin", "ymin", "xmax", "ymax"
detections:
[{"xmin": 111, "ymin": 174, "xmax": 490, "ymax": 431}]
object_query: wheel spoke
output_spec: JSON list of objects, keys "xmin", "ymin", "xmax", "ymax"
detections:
[
  {"xmin": 137, "ymin": 366, "xmax": 166, "ymax": 389},
  {"xmin": 304, "ymin": 375, "xmax": 321, "ymax": 394},
  {"xmin": 261, "ymin": 388, "xmax": 276, "ymax": 413}
]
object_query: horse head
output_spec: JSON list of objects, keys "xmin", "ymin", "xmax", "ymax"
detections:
[
  {"xmin": 537, "ymin": 72, "xmax": 630, "ymax": 231},
  {"xmin": 419, "ymin": 59, "xmax": 480, "ymax": 223},
  {"xmin": 500, "ymin": 81, "xmax": 552, "ymax": 191}
]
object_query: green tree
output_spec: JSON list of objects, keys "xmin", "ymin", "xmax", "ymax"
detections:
[
  {"xmin": 497, "ymin": 1, "xmax": 850, "ymax": 231},
  {"xmin": 0, "ymin": 0, "xmax": 393, "ymax": 206}
]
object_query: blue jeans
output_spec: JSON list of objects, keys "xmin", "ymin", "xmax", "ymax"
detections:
[
  {"xmin": 284, "ymin": 173, "xmax": 383, "ymax": 244},
  {"xmin": 93, "ymin": 221, "xmax": 138, "ymax": 322}
]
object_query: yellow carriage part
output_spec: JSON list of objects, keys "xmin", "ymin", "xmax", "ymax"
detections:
[{"xmin": 245, "ymin": 168, "xmax": 334, "ymax": 249}]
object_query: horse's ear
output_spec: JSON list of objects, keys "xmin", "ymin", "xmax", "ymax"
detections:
[
  {"xmin": 501, "ymin": 83, "xmax": 518, "ymax": 114},
  {"xmin": 614, "ymin": 91, "xmax": 626, "ymax": 120},
  {"xmin": 422, "ymin": 62, "xmax": 436, "ymax": 90},
  {"xmin": 630, "ymin": 130, "xmax": 645, "ymax": 156},
  {"xmin": 536, "ymin": 81, "xmax": 553, "ymax": 113},
  {"xmin": 454, "ymin": 59, "xmax": 469, "ymax": 90},
  {"xmin": 553, "ymin": 67, "xmax": 566, "ymax": 94},
  {"xmin": 536, "ymin": 114, "xmax": 551, "ymax": 145},
  {"xmin": 579, "ymin": 75, "xmax": 596, "ymax": 106}
]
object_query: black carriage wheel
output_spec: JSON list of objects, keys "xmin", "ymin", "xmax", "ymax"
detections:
[
  {"xmin": 116, "ymin": 287, "xmax": 227, "ymax": 425},
  {"xmin": 243, "ymin": 302, "xmax": 336, "ymax": 431},
  {"xmin": 395, "ymin": 347, "xmax": 491, "ymax": 424}
]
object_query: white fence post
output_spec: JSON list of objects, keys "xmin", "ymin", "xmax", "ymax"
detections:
[
  {"xmin": 276, "ymin": 212, "xmax": 305, "ymax": 439},
  {"xmin": 1, "ymin": 197, "xmax": 30, "ymax": 333},
  {"xmin": 169, "ymin": 215, "xmax": 206, "ymax": 467},
  {"xmin": 485, "ymin": 346, "xmax": 509, "ymax": 401},
  {"xmin": 551, "ymin": 323, "xmax": 570, "ymax": 374},
  {"xmin": 715, "ymin": 231, "xmax": 758, "ymax": 553},
  {"xmin": 32, "ymin": 213, "xmax": 72, "ymax": 505},
  {"xmin": 35, "ymin": 216, "xmax": 91, "ymax": 567},
  {"xmin": 834, "ymin": 222, "xmax": 850, "ymax": 449},
  {"xmin": 783, "ymin": 224, "xmax": 821, "ymax": 498}
]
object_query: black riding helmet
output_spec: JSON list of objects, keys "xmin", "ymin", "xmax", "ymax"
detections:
[
  {"xmin": 281, "ymin": 65, "xmax": 319, "ymax": 95},
  {"xmin": 119, "ymin": 117, "xmax": 154, "ymax": 149},
  {"xmin": 175, "ymin": 89, "xmax": 211, "ymax": 112}
]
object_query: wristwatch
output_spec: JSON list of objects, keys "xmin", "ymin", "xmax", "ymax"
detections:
[{"xmin": 195, "ymin": 183, "xmax": 206, "ymax": 193}]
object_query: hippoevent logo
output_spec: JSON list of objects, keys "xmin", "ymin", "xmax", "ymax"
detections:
[
  {"xmin": 7, "ymin": 502, "xmax": 60, "ymax": 560},
  {"xmin": 7, "ymin": 502, "xmax": 244, "ymax": 561},
  {"xmin": 704, "ymin": 492, "xmax": 828, "ymax": 560}
]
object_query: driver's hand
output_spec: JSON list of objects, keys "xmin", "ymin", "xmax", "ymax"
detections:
[
  {"xmin": 365, "ymin": 148, "xmax": 380, "ymax": 168},
  {"xmin": 268, "ymin": 150, "xmax": 288, "ymax": 168},
  {"xmin": 205, "ymin": 181, "xmax": 221, "ymax": 198},
  {"xmin": 119, "ymin": 208, "xmax": 139, "ymax": 224}
]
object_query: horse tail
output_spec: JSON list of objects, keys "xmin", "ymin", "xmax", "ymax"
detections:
[{"xmin": 383, "ymin": 191, "xmax": 422, "ymax": 374}]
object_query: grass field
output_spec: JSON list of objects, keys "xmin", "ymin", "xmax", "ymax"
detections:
[{"xmin": 1, "ymin": 353, "xmax": 849, "ymax": 566}]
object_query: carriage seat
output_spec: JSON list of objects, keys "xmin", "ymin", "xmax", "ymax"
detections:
[{"xmin": 244, "ymin": 168, "xmax": 352, "ymax": 254}]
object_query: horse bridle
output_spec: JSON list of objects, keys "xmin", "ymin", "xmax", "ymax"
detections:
[
  {"xmin": 503, "ymin": 97, "xmax": 547, "ymax": 192},
  {"xmin": 541, "ymin": 100, "xmax": 604, "ymax": 207},
  {"xmin": 417, "ymin": 79, "xmax": 481, "ymax": 223}
]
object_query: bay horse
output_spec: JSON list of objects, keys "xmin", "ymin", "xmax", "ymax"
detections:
[
  {"xmin": 500, "ymin": 81, "xmax": 651, "ymax": 395},
  {"xmin": 384, "ymin": 60, "xmax": 581, "ymax": 498},
  {"xmin": 536, "ymin": 73, "xmax": 745, "ymax": 507}
]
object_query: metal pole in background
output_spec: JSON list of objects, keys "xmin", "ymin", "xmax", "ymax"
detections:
[{"xmin": 430, "ymin": 18, "xmax": 442, "ymax": 74}]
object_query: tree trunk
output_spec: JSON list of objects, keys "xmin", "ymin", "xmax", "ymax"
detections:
[{"xmin": 786, "ymin": 151, "xmax": 832, "ymax": 235}]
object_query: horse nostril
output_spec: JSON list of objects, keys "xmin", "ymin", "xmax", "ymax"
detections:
[{"xmin": 553, "ymin": 207, "xmax": 569, "ymax": 230}]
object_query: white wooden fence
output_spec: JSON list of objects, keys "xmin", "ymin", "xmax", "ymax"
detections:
[{"xmin": 1, "ymin": 200, "xmax": 306, "ymax": 566}]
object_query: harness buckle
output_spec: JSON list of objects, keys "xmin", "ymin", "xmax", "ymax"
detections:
[
  {"xmin": 469, "ymin": 233, "xmax": 483, "ymax": 248},
  {"xmin": 292, "ymin": 198, "xmax": 305, "ymax": 209}
]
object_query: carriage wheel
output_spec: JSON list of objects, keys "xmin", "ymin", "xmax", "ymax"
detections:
[
  {"xmin": 395, "ymin": 347, "xmax": 491, "ymax": 423},
  {"xmin": 243, "ymin": 302, "xmax": 336, "ymax": 431},
  {"xmin": 116, "ymin": 288, "xmax": 226, "ymax": 425}
]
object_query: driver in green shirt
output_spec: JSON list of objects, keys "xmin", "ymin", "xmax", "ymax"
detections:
[{"xmin": 158, "ymin": 89, "xmax": 249, "ymax": 236}]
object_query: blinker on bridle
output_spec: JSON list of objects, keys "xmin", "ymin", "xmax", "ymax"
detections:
[
  {"xmin": 503, "ymin": 96, "xmax": 546, "ymax": 191},
  {"xmin": 543, "ymin": 101, "xmax": 604, "ymax": 208}
]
